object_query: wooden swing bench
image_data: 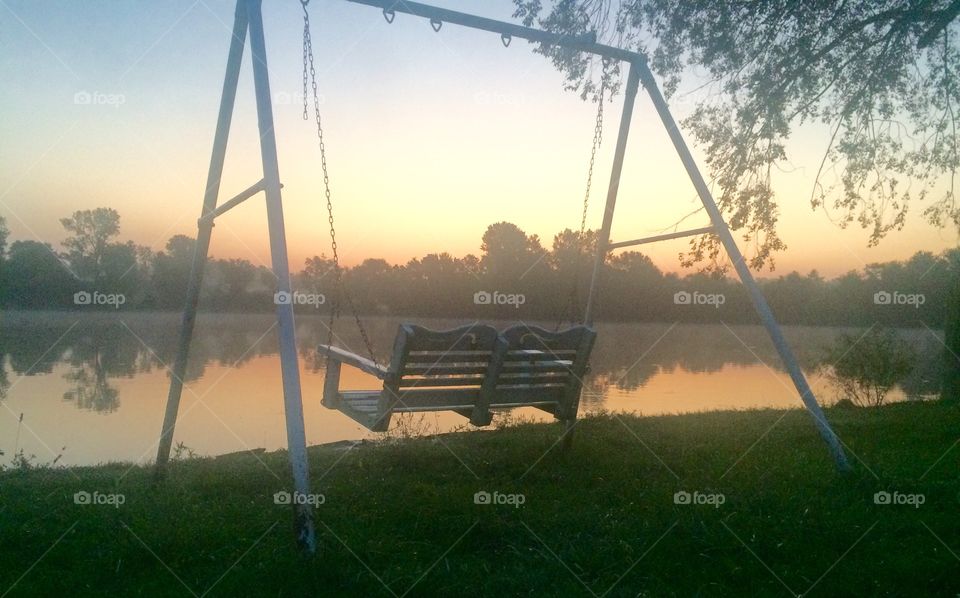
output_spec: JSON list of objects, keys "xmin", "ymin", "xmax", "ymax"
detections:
[{"xmin": 319, "ymin": 323, "xmax": 596, "ymax": 432}]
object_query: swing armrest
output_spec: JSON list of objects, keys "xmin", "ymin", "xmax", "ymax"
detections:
[{"xmin": 318, "ymin": 344, "xmax": 388, "ymax": 379}]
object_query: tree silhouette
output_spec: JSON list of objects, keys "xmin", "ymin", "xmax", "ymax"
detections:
[
  {"xmin": 515, "ymin": 0, "xmax": 959, "ymax": 266},
  {"xmin": 0, "ymin": 216, "xmax": 8, "ymax": 307},
  {"xmin": 60, "ymin": 208, "xmax": 121, "ymax": 285},
  {"xmin": 62, "ymin": 348, "xmax": 120, "ymax": 413},
  {"xmin": 4, "ymin": 241, "xmax": 78, "ymax": 308},
  {"xmin": 481, "ymin": 221, "xmax": 548, "ymax": 286},
  {"xmin": 152, "ymin": 235, "xmax": 196, "ymax": 309}
]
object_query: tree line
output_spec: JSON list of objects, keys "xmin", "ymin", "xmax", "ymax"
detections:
[{"xmin": 0, "ymin": 209, "xmax": 957, "ymax": 328}]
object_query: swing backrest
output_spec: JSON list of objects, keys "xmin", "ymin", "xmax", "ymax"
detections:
[
  {"xmin": 485, "ymin": 325, "xmax": 596, "ymax": 417},
  {"xmin": 383, "ymin": 323, "xmax": 500, "ymax": 412}
]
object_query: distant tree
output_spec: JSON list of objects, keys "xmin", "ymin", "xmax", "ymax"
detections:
[
  {"xmin": 461, "ymin": 254, "xmax": 481, "ymax": 279},
  {"xmin": 0, "ymin": 216, "xmax": 8, "ymax": 305},
  {"xmin": 302, "ymin": 254, "xmax": 335, "ymax": 281},
  {"xmin": 151, "ymin": 235, "xmax": 196, "ymax": 309},
  {"xmin": 762, "ymin": 271, "xmax": 828, "ymax": 325},
  {"xmin": 101, "ymin": 241, "xmax": 142, "ymax": 296},
  {"xmin": 550, "ymin": 228, "xmax": 598, "ymax": 315},
  {"xmin": 59, "ymin": 208, "xmax": 121, "ymax": 285},
  {"xmin": 481, "ymin": 222, "xmax": 548, "ymax": 285},
  {"xmin": 5, "ymin": 240, "xmax": 79, "ymax": 308},
  {"xmin": 550, "ymin": 228, "xmax": 597, "ymax": 274},
  {"xmin": 401, "ymin": 253, "xmax": 476, "ymax": 317},
  {"xmin": 819, "ymin": 271, "xmax": 871, "ymax": 326},
  {"xmin": 165, "ymin": 234, "xmax": 196, "ymax": 263},
  {"xmin": 820, "ymin": 328, "xmax": 916, "ymax": 407},
  {"xmin": 211, "ymin": 258, "xmax": 258, "ymax": 311},
  {"xmin": 603, "ymin": 251, "xmax": 665, "ymax": 321},
  {"xmin": 0, "ymin": 215, "xmax": 8, "ymax": 259},
  {"xmin": 346, "ymin": 258, "xmax": 397, "ymax": 315}
]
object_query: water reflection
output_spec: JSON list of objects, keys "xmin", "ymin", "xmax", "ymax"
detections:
[
  {"xmin": 0, "ymin": 313, "xmax": 945, "ymax": 412},
  {"xmin": 0, "ymin": 312, "xmax": 945, "ymax": 465}
]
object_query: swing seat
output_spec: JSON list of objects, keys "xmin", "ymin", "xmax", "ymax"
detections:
[{"xmin": 319, "ymin": 323, "xmax": 596, "ymax": 432}]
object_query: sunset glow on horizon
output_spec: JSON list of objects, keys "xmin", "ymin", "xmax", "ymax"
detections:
[{"xmin": 1, "ymin": 0, "xmax": 956, "ymax": 278}]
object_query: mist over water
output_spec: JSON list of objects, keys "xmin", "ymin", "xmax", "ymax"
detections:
[{"xmin": 0, "ymin": 312, "xmax": 942, "ymax": 466}]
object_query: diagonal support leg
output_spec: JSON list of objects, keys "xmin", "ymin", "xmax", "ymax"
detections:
[
  {"xmin": 633, "ymin": 58, "xmax": 851, "ymax": 473},
  {"xmin": 156, "ymin": 0, "xmax": 319, "ymax": 553},
  {"xmin": 155, "ymin": 0, "xmax": 249, "ymax": 476},
  {"xmin": 246, "ymin": 0, "xmax": 317, "ymax": 553}
]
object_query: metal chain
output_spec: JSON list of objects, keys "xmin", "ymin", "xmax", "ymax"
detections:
[
  {"xmin": 580, "ymin": 84, "xmax": 605, "ymax": 240},
  {"xmin": 302, "ymin": 10, "xmax": 309, "ymax": 121},
  {"xmin": 556, "ymin": 82, "xmax": 605, "ymax": 330},
  {"xmin": 302, "ymin": 3, "xmax": 379, "ymax": 365}
]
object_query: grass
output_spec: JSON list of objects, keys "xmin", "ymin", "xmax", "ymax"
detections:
[{"xmin": 1, "ymin": 402, "xmax": 958, "ymax": 597}]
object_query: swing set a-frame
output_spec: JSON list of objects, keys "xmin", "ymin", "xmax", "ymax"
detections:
[{"xmin": 154, "ymin": 0, "xmax": 852, "ymax": 553}]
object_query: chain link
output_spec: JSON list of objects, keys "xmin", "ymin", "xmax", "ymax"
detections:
[
  {"xmin": 302, "ymin": 13, "xmax": 309, "ymax": 121},
  {"xmin": 580, "ymin": 84, "xmax": 604, "ymax": 239},
  {"xmin": 556, "ymin": 82, "xmax": 605, "ymax": 329},
  {"xmin": 302, "ymin": 4, "xmax": 379, "ymax": 365}
]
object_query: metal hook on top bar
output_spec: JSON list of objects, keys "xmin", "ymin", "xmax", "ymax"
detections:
[
  {"xmin": 501, "ymin": 33, "xmax": 512, "ymax": 47},
  {"xmin": 430, "ymin": 18, "xmax": 442, "ymax": 32},
  {"xmin": 382, "ymin": 8, "xmax": 395, "ymax": 23}
]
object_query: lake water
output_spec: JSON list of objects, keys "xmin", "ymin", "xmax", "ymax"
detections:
[{"xmin": 0, "ymin": 312, "xmax": 942, "ymax": 466}]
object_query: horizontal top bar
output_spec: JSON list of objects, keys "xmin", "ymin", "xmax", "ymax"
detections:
[{"xmin": 343, "ymin": 0, "xmax": 643, "ymax": 63}]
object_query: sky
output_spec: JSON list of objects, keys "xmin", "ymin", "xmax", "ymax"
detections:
[{"xmin": 0, "ymin": 0, "xmax": 956, "ymax": 279}]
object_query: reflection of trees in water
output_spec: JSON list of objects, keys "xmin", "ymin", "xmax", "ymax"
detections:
[
  {"xmin": 578, "ymin": 383, "xmax": 609, "ymax": 408},
  {"xmin": 0, "ymin": 314, "xmax": 947, "ymax": 412},
  {"xmin": 62, "ymin": 348, "xmax": 119, "ymax": 413},
  {"xmin": 4, "ymin": 324, "xmax": 68, "ymax": 376},
  {"xmin": 584, "ymin": 323, "xmax": 761, "ymax": 386},
  {"xmin": 0, "ymin": 314, "xmax": 304, "ymax": 412},
  {"xmin": 59, "ymin": 326, "xmax": 148, "ymax": 413},
  {"xmin": 297, "ymin": 316, "xmax": 407, "ymax": 374}
]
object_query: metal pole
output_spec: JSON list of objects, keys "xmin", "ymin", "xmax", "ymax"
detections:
[
  {"xmin": 633, "ymin": 58, "xmax": 851, "ymax": 472},
  {"xmin": 155, "ymin": 0, "xmax": 248, "ymax": 474},
  {"xmin": 246, "ymin": 0, "xmax": 317, "ymax": 553},
  {"xmin": 583, "ymin": 63, "xmax": 641, "ymax": 328}
]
